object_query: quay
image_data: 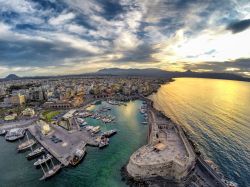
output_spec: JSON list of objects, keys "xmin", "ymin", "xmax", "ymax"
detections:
[
  {"xmin": 28, "ymin": 120, "xmax": 98, "ymax": 166},
  {"xmin": 0, "ymin": 118, "xmax": 38, "ymax": 131}
]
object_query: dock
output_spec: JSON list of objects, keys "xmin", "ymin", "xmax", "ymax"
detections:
[{"xmin": 28, "ymin": 121, "xmax": 97, "ymax": 166}]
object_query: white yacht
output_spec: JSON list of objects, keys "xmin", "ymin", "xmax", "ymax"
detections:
[
  {"xmin": 34, "ymin": 154, "xmax": 53, "ymax": 166},
  {"xmin": 5, "ymin": 128, "xmax": 26, "ymax": 141}
]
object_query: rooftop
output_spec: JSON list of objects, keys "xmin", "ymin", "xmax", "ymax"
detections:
[{"xmin": 131, "ymin": 125, "xmax": 188, "ymax": 166}]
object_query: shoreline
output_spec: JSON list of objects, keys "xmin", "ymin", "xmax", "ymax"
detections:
[{"xmin": 0, "ymin": 91, "xmax": 229, "ymax": 186}]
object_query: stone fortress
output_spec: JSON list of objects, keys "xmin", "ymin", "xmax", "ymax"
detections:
[{"xmin": 126, "ymin": 103, "xmax": 196, "ymax": 183}]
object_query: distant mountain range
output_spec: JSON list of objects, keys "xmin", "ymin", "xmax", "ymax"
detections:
[
  {"xmin": 96, "ymin": 68, "xmax": 250, "ymax": 81},
  {"xmin": 2, "ymin": 68, "xmax": 250, "ymax": 82}
]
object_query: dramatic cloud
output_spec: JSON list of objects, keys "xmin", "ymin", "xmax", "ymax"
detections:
[
  {"xmin": 183, "ymin": 58, "xmax": 250, "ymax": 76},
  {"xmin": 0, "ymin": 0, "xmax": 250, "ymax": 77},
  {"xmin": 227, "ymin": 19, "xmax": 250, "ymax": 33}
]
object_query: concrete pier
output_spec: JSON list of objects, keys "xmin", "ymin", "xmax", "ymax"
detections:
[{"xmin": 28, "ymin": 120, "xmax": 98, "ymax": 166}]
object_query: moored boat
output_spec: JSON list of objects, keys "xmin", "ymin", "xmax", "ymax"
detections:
[
  {"xmin": 0, "ymin": 129, "xmax": 7, "ymax": 136},
  {"xmin": 5, "ymin": 128, "xmax": 26, "ymax": 141},
  {"xmin": 17, "ymin": 139, "xmax": 36, "ymax": 152},
  {"xmin": 69, "ymin": 148, "xmax": 86, "ymax": 166},
  {"xmin": 34, "ymin": 154, "xmax": 52, "ymax": 166},
  {"xmin": 140, "ymin": 108, "xmax": 146, "ymax": 114},
  {"xmin": 27, "ymin": 147, "xmax": 45, "ymax": 159},
  {"xmin": 102, "ymin": 129, "xmax": 117, "ymax": 138},
  {"xmin": 224, "ymin": 180, "xmax": 238, "ymax": 187},
  {"xmin": 99, "ymin": 137, "xmax": 109, "ymax": 148},
  {"xmin": 39, "ymin": 164, "xmax": 61, "ymax": 181},
  {"xmin": 91, "ymin": 126, "xmax": 100, "ymax": 134}
]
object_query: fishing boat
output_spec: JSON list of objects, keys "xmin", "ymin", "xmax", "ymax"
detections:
[
  {"xmin": 0, "ymin": 129, "xmax": 7, "ymax": 136},
  {"xmin": 27, "ymin": 147, "xmax": 45, "ymax": 160},
  {"xmin": 69, "ymin": 148, "xmax": 86, "ymax": 166},
  {"xmin": 39, "ymin": 164, "xmax": 61, "ymax": 181},
  {"xmin": 5, "ymin": 128, "xmax": 26, "ymax": 141},
  {"xmin": 34, "ymin": 154, "xmax": 52, "ymax": 166},
  {"xmin": 99, "ymin": 137, "xmax": 109, "ymax": 148},
  {"xmin": 102, "ymin": 129, "xmax": 117, "ymax": 138},
  {"xmin": 17, "ymin": 139, "xmax": 36, "ymax": 152}
]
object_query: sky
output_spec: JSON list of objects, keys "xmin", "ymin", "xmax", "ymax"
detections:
[{"xmin": 0, "ymin": 0, "xmax": 250, "ymax": 77}]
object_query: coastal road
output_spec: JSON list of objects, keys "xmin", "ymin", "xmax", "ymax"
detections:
[{"xmin": 0, "ymin": 118, "xmax": 38, "ymax": 130}]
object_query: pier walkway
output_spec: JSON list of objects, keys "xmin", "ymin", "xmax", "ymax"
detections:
[{"xmin": 0, "ymin": 118, "xmax": 38, "ymax": 130}]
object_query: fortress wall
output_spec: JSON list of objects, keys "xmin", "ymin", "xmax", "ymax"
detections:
[{"xmin": 127, "ymin": 156, "xmax": 191, "ymax": 181}]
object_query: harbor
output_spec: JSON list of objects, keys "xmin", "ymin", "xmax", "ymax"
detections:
[
  {"xmin": 0, "ymin": 100, "xmax": 146, "ymax": 185},
  {"xmin": 0, "ymin": 98, "xmax": 237, "ymax": 186}
]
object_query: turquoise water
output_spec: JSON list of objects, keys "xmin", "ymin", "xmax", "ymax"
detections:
[
  {"xmin": 0, "ymin": 100, "xmax": 148, "ymax": 187},
  {"xmin": 151, "ymin": 78, "xmax": 250, "ymax": 187}
]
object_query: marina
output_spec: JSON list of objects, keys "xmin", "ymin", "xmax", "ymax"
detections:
[
  {"xmin": 0, "ymin": 100, "xmax": 145, "ymax": 186},
  {"xmin": 0, "ymin": 100, "xmax": 122, "ymax": 182},
  {"xmin": 0, "ymin": 97, "xmax": 236, "ymax": 186}
]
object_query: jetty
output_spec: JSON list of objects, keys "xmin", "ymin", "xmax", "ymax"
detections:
[{"xmin": 28, "ymin": 120, "xmax": 95, "ymax": 166}]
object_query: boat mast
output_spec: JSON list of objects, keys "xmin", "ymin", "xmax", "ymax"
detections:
[
  {"xmin": 50, "ymin": 158, "xmax": 55, "ymax": 167},
  {"xmin": 45, "ymin": 160, "xmax": 50, "ymax": 171},
  {"xmin": 40, "ymin": 163, "xmax": 46, "ymax": 175},
  {"xmin": 26, "ymin": 132, "xmax": 30, "ymax": 141}
]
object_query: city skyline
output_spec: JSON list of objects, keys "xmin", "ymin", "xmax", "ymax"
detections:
[{"xmin": 0, "ymin": 0, "xmax": 250, "ymax": 77}]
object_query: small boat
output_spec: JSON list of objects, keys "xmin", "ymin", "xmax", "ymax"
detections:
[
  {"xmin": 27, "ymin": 147, "xmax": 45, "ymax": 159},
  {"xmin": 69, "ymin": 148, "xmax": 86, "ymax": 166},
  {"xmin": 102, "ymin": 118, "xmax": 112, "ymax": 123},
  {"xmin": 81, "ymin": 122, "xmax": 88, "ymax": 126},
  {"xmin": 85, "ymin": 125, "xmax": 94, "ymax": 131},
  {"xmin": 224, "ymin": 180, "xmax": 238, "ymax": 187},
  {"xmin": 107, "ymin": 100, "xmax": 119, "ymax": 105},
  {"xmin": 103, "ymin": 106, "xmax": 111, "ymax": 110},
  {"xmin": 0, "ymin": 129, "xmax": 7, "ymax": 136},
  {"xmin": 140, "ymin": 108, "xmax": 146, "ymax": 114},
  {"xmin": 40, "ymin": 164, "xmax": 61, "ymax": 180},
  {"xmin": 34, "ymin": 154, "xmax": 52, "ymax": 166},
  {"xmin": 91, "ymin": 126, "xmax": 100, "ymax": 134},
  {"xmin": 5, "ymin": 128, "xmax": 26, "ymax": 141},
  {"xmin": 102, "ymin": 129, "xmax": 117, "ymax": 138},
  {"xmin": 77, "ymin": 118, "xmax": 85, "ymax": 124},
  {"xmin": 99, "ymin": 137, "xmax": 109, "ymax": 148},
  {"xmin": 17, "ymin": 139, "xmax": 36, "ymax": 152},
  {"xmin": 94, "ymin": 100, "xmax": 102, "ymax": 105},
  {"xmin": 141, "ymin": 121, "xmax": 148, "ymax": 125}
]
